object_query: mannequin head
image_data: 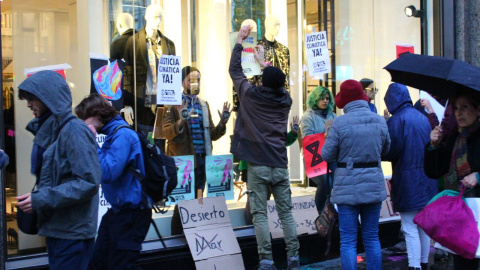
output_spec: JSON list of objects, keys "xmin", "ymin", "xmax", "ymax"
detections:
[
  {"xmin": 116, "ymin": 13, "xmax": 133, "ymax": 35},
  {"xmin": 182, "ymin": 66, "xmax": 201, "ymax": 96},
  {"xmin": 241, "ymin": 19, "xmax": 257, "ymax": 32},
  {"xmin": 145, "ymin": 4, "xmax": 163, "ymax": 34},
  {"xmin": 265, "ymin": 15, "xmax": 281, "ymax": 41}
]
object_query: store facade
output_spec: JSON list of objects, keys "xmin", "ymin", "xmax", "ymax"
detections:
[{"xmin": 0, "ymin": 0, "xmax": 448, "ymax": 269}]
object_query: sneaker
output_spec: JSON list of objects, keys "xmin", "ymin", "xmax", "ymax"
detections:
[
  {"xmin": 255, "ymin": 259, "xmax": 277, "ymax": 270},
  {"xmin": 287, "ymin": 256, "xmax": 300, "ymax": 270},
  {"xmin": 434, "ymin": 248, "xmax": 448, "ymax": 261}
]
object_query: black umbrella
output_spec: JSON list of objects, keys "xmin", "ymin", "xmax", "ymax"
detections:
[{"xmin": 384, "ymin": 53, "xmax": 480, "ymax": 98}]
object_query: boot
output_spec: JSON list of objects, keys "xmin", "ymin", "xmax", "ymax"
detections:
[
  {"xmin": 408, "ymin": 267, "xmax": 421, "ymax": 270},
  {"xmin": 421, "ymin": 263, "xmax": 428, "ymax": 270}
]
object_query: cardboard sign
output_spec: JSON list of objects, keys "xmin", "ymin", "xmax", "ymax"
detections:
[
  {"xmin": 206, "ymin": 155, "xmax": 235, "ymax": 200},
  {"xmin": 267, "ymin": 196, "xmax": 318, "ymax": 239},
  {"xmin": 396, "ymin": 43, "xmax": 414, "ymax": 58},
  {"xmin": 157, "ymin": 55, "xmax": 182, "ymax": 105},
  {"xmin": 179, "ymin": 196, "xmax": 244, "ymax": 269},
  {"xmin": 302, "ymin": 133, "xmax": 327, "ymax": 178},
  {"xmin": 229, "ymin": 31, "xmax": 261, "ymax": 76},
  {"xmin": 178, "ymin": 196, "xmax": 230, "ymax": 229},
  {"xmin": 379, "ymin": 176, "xmax": 400, "ymax": 222},
  {"xmin": 305, "ymin": 31, "xmax": 331, "ymax": 76},
  {"xmin": 168, "ymin": 155, "xmax": 196, "ymax": 205},
  {"xmin": 195, "ymin": 254, "xmax": 245, "ymax": 270},
  {"xmin": 184, "ymin": 224, "xmax": 241, "ymax": 261}
]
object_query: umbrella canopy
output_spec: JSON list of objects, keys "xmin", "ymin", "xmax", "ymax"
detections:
[{"xmin": 384, "ymin": 53, "xmax": 480, "ymax": 98}]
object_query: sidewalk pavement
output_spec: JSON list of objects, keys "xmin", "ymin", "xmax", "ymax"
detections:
[{"xmin": 299, "ymin": 245, "xmax": 460, "ymax": 270}]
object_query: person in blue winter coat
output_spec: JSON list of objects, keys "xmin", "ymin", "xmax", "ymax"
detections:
[
  {"xmin": 0, "ymin": 149, "xmax": 8, "ymax": 169},
  {"xmin": 322, "ymin": 79, "xmax": 391, "ymax": 270},
  {"xmin": 75, "ymin": 94, "xmax": 151, "ymax": 270},
  {"xmin": 383, "ymin": 83, "xmax": 438, "ymax": 270},
  {"xmin": 300, "ymin": 86, "xmax": 336, "ymax": 215}
]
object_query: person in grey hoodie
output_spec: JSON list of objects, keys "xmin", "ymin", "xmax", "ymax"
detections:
[
  {"xmin": 321, "ymin": 79, "xmax": 390, "ymax": 270},
  {"xmin": 230, "ymin": 25, "xmax": 299, "ymax": 270},
  {"xmin": 16, "ymin": 71, "xmax": 101, "ymax": 270}
]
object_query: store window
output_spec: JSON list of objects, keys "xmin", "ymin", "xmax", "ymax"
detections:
[{"xmin": 1, "ymin": 0, "xmax": 430, "ymax": 263}]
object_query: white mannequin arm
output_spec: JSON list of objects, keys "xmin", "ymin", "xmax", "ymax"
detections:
[{"xmin": 122, "ymin": 106, "xmax": 134, "ymax": 126}]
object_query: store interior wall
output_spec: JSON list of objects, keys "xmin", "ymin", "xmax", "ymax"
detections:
[{"xmin": 11, "ymin": 0, "xmax": 90, "ymax": 251}]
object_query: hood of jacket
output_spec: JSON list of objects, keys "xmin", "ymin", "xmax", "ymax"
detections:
[
  {"xmin": 384, "ymin": 83, "xmax": 412, "ymax": 115},
  {"xmin": 18, "ymin": 70, "xmax": 72, "ymax": 118}
]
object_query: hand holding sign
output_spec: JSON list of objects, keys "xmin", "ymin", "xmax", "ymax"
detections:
[
  {"xmin": 254, "ymin": 45, "xmax": 267, "ymax": 68},
  {"xmin": 236, "ymin": 25, "xmax": 251, "ymax": 44}
]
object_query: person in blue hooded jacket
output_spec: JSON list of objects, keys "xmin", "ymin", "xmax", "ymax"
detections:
[
  {"xmin": 383, "ymin": 83, "xmax": 438, "ymax": 270},
  {"xmin": 16, "ymin": 71, "xmax": 101, "ymax": 270},
  {"xmin": 75, "ymin": 94, "xmax": 151, "ymax": 270}
]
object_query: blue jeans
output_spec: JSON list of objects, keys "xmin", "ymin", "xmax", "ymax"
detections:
[
  {"xmin": 46, "ymin": 237, "xmax": 95, "ymax": 270},
  {"xmin": 247, "ymin": 163, "xmax": 300, "ymax": 260},
  {"xmin": 337, "ymin": 203, "xmax": 382, "ymax": 270}
]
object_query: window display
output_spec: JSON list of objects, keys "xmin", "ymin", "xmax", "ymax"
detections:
[{"xmin": 1, "ymin": 0, "xmax": 429, "ymax": 264}]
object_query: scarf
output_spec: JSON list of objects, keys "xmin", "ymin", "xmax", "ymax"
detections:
[
  {"xmin": 183, "ymin": 95, "xmax": 205, "ymax": 154},
  {"xmin": 445, "ymin": 120, "xmax": 480, "ymax": 191}
]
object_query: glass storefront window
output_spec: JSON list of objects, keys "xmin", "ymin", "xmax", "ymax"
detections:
[{"xmin": 1, "ymin": 0, "xmax": 432, "ymax": 263}]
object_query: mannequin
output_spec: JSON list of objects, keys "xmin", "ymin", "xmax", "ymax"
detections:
[
  {"xmin": 257, "ymin": 14, "xmax": 290, "ymax": 91},
  {"xmin": 123, "ymin": 4, "xmax": 176, "ymax": 139},
  {"xmin": 110, "ymin": 13, "xmax": 134, "ymax": 60}
]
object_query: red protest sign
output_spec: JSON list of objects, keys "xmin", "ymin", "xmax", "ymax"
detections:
[
  {"xmin": 396, "ymin": 44, "xmax": 414, "ymax": 58},
  {"xmin": 302, "ymin": 133, "xmax": 327, "ymax": 178}
]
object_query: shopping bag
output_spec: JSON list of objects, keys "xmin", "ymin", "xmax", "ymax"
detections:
[
  {"xmin": 435, "ymin": 197, "xmax": 480, "ymax": 258},
  {"xmin": 414, "ymin": 187, "xmax": 479, "ymax": 259}
]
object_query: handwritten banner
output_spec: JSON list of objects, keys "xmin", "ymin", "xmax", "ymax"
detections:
[
  {"xmin": 229, "ymin": 31, "xmax": 261, "ymax": 76},
  {"xmin": 302, "ymin": 133, "xmax": 327, "ymax": 178},
  {"xmin": 206, "ymin": 155, "xmax": 234, "ymax": 200},
  {"xmin": 184, "ymin": 224, "xmax": 241, "ymax": 261},
  {"xmin": 179, "ymin": 197, "xmax": 245, "ymax": 269},
  {"xmin": 168, "ymin": 155, "xmax": 196, "ymax": 205},
  {"xmin": 178, "ymin": 196, "xmax": 230, "ymax": 229},
  {"xmin": 305, "ymin": 31, "xmax": 331, "ymax": 76},
  {"xmin": 157, "ymin": 55, "xmax": 182, "ymax": 105},
  {"xmin": 267, "ymin": 195, "xmax": 318, "ymax": 239}
]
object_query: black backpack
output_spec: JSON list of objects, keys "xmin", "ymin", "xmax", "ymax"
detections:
[{"xmin": 113, "ymin": 125, "xmax": 178, "ymax": 208}]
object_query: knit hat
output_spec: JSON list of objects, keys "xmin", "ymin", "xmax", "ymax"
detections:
[
  {"xmin": 335, "ymin": 79, "xmax": 369, "ymax": 109},
  {"xmin": 181, "ymin": 66, "xmax": 200, "ymax": 82},
  {"xmin": 262, "ymin": 66, "xmax": 286, "ymax": 89}
]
